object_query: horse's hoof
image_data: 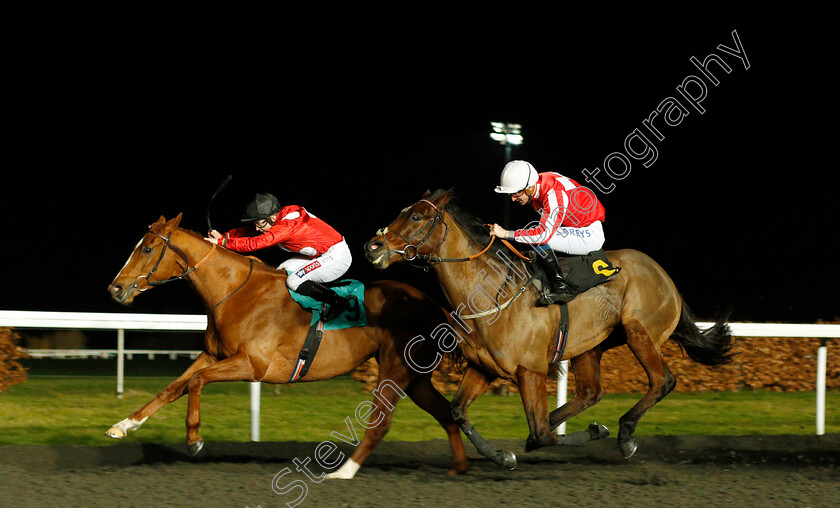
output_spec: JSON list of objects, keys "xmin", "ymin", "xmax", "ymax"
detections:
[
  {"xmin": 188, "ymin": 440, "xmax": 204, "ymax": 456},
  {"xmin": 620, "ymin": 438, "xmax": 638, "ymax": 459},
  {"xmin": 105, "ymin": 427, "xmax": 126, "ymax": 439},
  {"xmin": 324, "ymin": 459, "xmax": 360, "ymax": 480},
  {"xmin": 587, "ymin": 422, "xmax": 610, "ymax": 440},
  {"xmin": 525, "ymin": 433, "xmax": 558, "ymax": 452},
  {"xmin": 498, "ymin": 450, "xmax": 516, "ymax": 470}
]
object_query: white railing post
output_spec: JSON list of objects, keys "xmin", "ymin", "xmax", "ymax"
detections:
[
  {"xmin": 250, "ymin": 382, "xmax": 261, "ymax": 441},
  {"xmin": 816, "ymin": 339, "xmax": 827, "ymax": 436},
  {"xmin": 116, "ymin": 328, "xmax": 125, "ymax": 399},
  {"xmin": 556, "ymin": 360, "xmax": 568, "ymax": 435}
]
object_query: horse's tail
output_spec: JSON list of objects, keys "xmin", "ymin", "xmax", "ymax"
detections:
[{"xmin": 669, "ymin": 299, "xmax": 735, "ymax": 366}]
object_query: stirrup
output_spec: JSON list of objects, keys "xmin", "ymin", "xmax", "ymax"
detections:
[
  {"xmin": 323, "ymin": 295, "xmax": 359, "ymax": 321},
  {"xmin": 536, "ymin": 280, "xmax": 575, "ymax": 306}
]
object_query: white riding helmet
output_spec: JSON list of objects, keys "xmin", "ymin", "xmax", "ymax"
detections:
[{"xmin": 494, "ymin": 160, "xmax": 538, "ymax": 194}]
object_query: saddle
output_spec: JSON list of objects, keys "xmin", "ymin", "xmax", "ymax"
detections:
[
  {"xmin": 288, "ymin": 278, "xmax": 367, "ymax": 328},
  {"xmin": 286, "ymin": 278, "xmax": 367, "ymax": 383},
  {"xmin": 533, "ymin": 249, "xmax": 620, "ymax": 303}
]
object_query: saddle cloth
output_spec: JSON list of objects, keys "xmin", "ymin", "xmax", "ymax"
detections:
[
  {"xmin": 288, "ymin": 279, "xmax": 367, "ymax": 330},
  {"xmin": 540, "ymin": 249, "xmax": 621, "ymax": 302}
]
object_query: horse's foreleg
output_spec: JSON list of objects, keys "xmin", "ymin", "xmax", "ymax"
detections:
[
  {"xmin": 105, "ymin": 352, "xmax": 217, "ymax": 439},
  {"xmin": 548, "ymin": 349, "xmax": 610, "ymax": 446},
  {"xmin": 549, "ymin": 350, "xmax": 603, "ymax": 430},
  {"xmin": 451, "ymin": 366, "xmax": 516, "ymax": 469},
  {"xmin": 185, "ymin": 352, "xmax": 256, "ymax": 455},
  {"xmin": 515, "ymin": 365, "xmax": 558, "ymax": 452},
  {"xmin": 618, "ymin": 319, "xmax": 676, "ymax": 459}
]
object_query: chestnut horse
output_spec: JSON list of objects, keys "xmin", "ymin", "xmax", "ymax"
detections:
[
  {"xmin": 365, "ymin": 189, "xmax": 733, "ymax": 465},
  {"xmin": 106, "ymin": 214, "xmax": 468, "ymax": 479}
]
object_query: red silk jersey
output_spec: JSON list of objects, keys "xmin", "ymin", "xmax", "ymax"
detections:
[
  {"xmin": 514, "ymin": 172, "xmax": 605, "ymax": 244},
  {"xmin": 219, "ymin": 205, "xmax": 343, "ymax": 258}
]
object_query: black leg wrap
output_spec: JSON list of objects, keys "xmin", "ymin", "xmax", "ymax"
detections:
[
  {"xmin": 460, "ymin": 423, "xmax": 516, "ymax": 470},
  {"xmin": 557, "ymin": 421, "xmax": 610, "ymax": 447}
]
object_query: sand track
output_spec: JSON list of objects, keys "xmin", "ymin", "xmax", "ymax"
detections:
[{"xmin": 2, "ymin": 435, "xmax": 838, "ymax": 507}]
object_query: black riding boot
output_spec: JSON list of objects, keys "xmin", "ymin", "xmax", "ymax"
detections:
[
  {"xmin": 295, "ymin": 281, "xmax": 358, "ymax": 321},
  {"xmin": 535, "ymin": 250, "xmax": 576, "ymax": 306}
]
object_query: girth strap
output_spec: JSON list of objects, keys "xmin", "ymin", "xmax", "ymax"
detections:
[
  {"xmin": 288, "ymin": 314, "xmax": 326, "ymax": 382},
  {"xmin": 551, "ymin": 302, "xmax": 570, "ymax": 364}
]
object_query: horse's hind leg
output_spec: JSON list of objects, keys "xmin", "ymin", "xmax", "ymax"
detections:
[
  {"xmin": 515, "ymin": 365, "xmax": 558, "ymax": 452},
  {"xmin": 403, "ymin": 375, "xmax": 469, "ymax": 475},
  {"xmin": 184, "ymin": 352, "xmax": 257, "ymax": 455},
  {"xmin": 105, "ymin": 352, "xmax": 217, "ymax": 439},
  {"xmin": 618, "ymin": 319, "xmax": 677, "ymax": 459},
  {"xmin": 325, "ymin": 372, "xmax": 407, "ymax": 479},
  {"xmin": 451, "ymin": 366, "xmax": 516, "ymax": 469}
]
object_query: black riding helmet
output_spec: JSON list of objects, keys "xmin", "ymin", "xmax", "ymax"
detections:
[{"xmin": 241, "ymin": 192, "xmax": 282, "ymax": 222}]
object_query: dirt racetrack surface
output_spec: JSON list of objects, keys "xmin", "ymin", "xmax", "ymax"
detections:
[{"xmin": 2, "ymin": 435, "xmax": 838, "ymax": 507}]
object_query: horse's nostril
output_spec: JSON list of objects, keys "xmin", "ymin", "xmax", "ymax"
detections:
[
  {"xmin": 109, "ymin": 284, "xmax": 123, "ymax": 296},
  {"xmin": 365, "ymin": 241, "xmax": 383, "ymax": 252}
]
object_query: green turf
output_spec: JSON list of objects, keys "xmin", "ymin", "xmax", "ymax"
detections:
[{"xmin": 0, "ymin": 376, "xmax": 836, "ymax": 446}]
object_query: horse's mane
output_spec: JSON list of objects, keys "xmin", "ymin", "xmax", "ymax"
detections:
[{"xmin": 429, "ymin": 189, "xmax": 505, "ymax": 257}]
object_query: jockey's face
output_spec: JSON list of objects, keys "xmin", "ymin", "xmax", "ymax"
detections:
[
  {"xmin": 253, "ymin": 214, "xmax": 277, "ymax": 233},
  {"xmin": 510, "ymin": 186, "xmax": 533, "ymax": 205}
]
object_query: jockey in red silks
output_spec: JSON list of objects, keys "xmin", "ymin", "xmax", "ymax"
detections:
[
  {"xmin": 206, "ymin": 192, "xmax": 355, "ymax": 320},
  {"xmin": 490, "ymin": 160, "xmax": 606, "ymax": 306}
]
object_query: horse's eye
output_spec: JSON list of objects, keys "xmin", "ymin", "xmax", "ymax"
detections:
[
  {"xmin": 411, "ymin": 214, "xmax": 421, "ymax": 222},
  {"xmin": 142, "ymin": 246, "xmax": 153, "ymax": 254}
]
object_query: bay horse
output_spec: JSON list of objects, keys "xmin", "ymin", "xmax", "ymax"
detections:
[
  {"xmin": 364, "ymin": 189, "xmax": 733, "ymax": 465},
  {"xmin": 106, "ymin": 213, "xmax": 468, "ymax": 479}
]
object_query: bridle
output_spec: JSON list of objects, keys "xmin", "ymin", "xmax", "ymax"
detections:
[
  {"xmin": 375, "ymin": 199, "xmax": 532, "ymax": 268},
  {"xmin": 131, "ymin": 228, "xmax": 254, "ymax": 312},
  {"xmin": 375, "ymin": 199, "xmax": 450, "ymax": 269},
  {"xmin": 132, "ymin": 229, "xmax": 216, "ymax": 292},
  {"xmin": 375, "ymin": 198, "xmax": 536, "ymax": 319}
]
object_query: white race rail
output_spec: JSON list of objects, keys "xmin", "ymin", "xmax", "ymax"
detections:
[
  {"xmin": 556, "ymin": 321, "xmax": 838, "ymax": 436},
  {"xmin": 2, "ymin": 311, "xmax": 836, "ymax": 438},
  {"xmin": 0, "ymin": 311, "xmax": 259, "ymax": 440}
]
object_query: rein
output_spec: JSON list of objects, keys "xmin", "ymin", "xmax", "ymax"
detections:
[
  {"xmin": 132, "ymin": 229, "xmax": 253, "ymax": 312},
  {"xmin": 377, "ymin": 199, "xmax": 533, "ymax": 266}
]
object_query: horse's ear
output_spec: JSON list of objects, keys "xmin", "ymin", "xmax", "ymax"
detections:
[
  {"xmin": 435, "ymin": 188, "xmax": 455, "ymax": 206},
  {"xmin": 159, "ymin": 213, "xmax": 182, "ymax": 234},
  {"xmin": 422, "ymin": 189, "xmax": 431, "ymax": 198},
  {"xmin": 167, "ymin": 213, "xmax": 183, "ymax": 230}
]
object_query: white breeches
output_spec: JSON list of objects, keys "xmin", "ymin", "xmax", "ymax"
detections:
[
  {"xmin": 280, "ymin": 238, "xmax": 353, "ymax": 290},
  {"xmin": 544, "ymin": 220, "xmax": 605, "ymax": 255}
]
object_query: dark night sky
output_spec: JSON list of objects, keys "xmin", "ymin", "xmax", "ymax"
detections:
[{"xmin": 2, "ymin": 8, "xmax": 837, "ymax": 323}]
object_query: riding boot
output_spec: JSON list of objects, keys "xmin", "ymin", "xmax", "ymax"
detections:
[
  {"xmin": 295, "ymin": 280, "xmax": 358, "ymax": 321},
  {"xmin": 535, "ymin": 250, "xmax": 576, "ymax": 306}
]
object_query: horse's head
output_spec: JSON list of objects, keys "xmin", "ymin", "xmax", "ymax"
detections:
[
  {"xmin": 108, "ymin": 213, "xmax": 185, "ymax": 305},
  {"xmin": 364, "ymin": 189, "xmax": 455, "ymax": 270}
]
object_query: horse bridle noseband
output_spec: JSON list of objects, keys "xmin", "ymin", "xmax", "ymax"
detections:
[{"xmin": 375, "ymin": 199, "xmax": 450, "ymax": 269}]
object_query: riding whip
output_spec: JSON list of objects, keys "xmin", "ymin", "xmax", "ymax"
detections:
[{"xmin": 206, "ymin": 174, "xmax": 233, "ymax": 232}]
